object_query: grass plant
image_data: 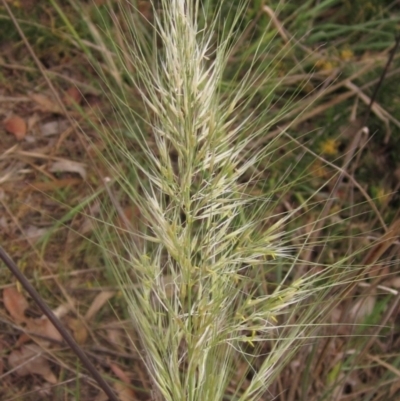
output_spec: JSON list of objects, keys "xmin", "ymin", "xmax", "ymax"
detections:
[
  {"xmin": 51, "ymin": 1, "xmax": 397, "ymax": 400},
  {"xmin": 1, "ymin": 0, "xmax": 399, "ymax": 400}
]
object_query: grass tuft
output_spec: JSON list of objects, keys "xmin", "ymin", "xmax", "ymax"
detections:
[{"xmin": 44, "ymin": 0, "xmax": 399, "ymax": 400}]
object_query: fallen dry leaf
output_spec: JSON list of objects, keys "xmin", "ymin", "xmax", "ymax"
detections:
[
  {"xmin": 27, "ymin": 113, "xmax": 40, "ymax": 132},
  {"xmin": 8, "ymin": 344, "xmax": 57, "ymax": 384},
  {"xmin": 30, "ymin": 93, "xmax": 63, "ymax": 114},
  {"xmin": 63, "ymin": 86, "xmax": 82, "ymax": 106},
  {"xmin": 25, "ymin": 225, "xmax": 48, "ymax": 243},
  {"xmin": 94, "ymin": 391, "xmax": 109, "ymax": 401},
  {"xmin": 106, "ymin": 328, "xmax": 126, "ymax": 353},
  {"xmin": 25, "ymin": 316, "xmax": 63, "ymax": 343},
  {"xmin": 65, "ymin": 317, "xmax": 88, "ymax": 345},
  {"xmin": 3, "ymin": 287, "xmax": 29, "ymax": 323},
  {"xmin": 40, "ymin": 120, "xmax": 69, "ymax": 137},
  {"xmin": 15, "ymin": 332, "xmax": 33, "ymax": 348},
  {"xmin": 85, "ymin": 291, "xmax": 115, "ymax": 321},
  {"xmin": 114, "ymin": 382, "xmax": 136, "ymax": 401},
  {"xmin": 110, "ymin": 363, "xmax": 131, "ymax": 384},
  {"xmin": 3, "ymin": 115, "xmax": 27, "ymax": 141},
  {"xmin": 110, "ymin": 363, "xmax": 136, "ymax": 401},
  {"xmin": 49, "ymin": 160, "xmax": 87, "ymax": 180},
  {"xmin": 52, "ymin": 303, "xmax": 71, "ymax": 319}
]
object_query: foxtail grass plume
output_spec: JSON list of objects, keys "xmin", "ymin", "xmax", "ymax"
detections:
[{"xmin": 56, "ymin": 1, "xmax": 376, "ymax": 400}]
